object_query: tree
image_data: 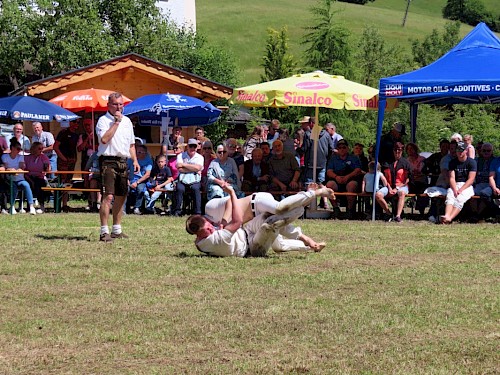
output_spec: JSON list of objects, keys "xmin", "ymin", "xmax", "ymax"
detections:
[
  {"xmin": 0, "ymin": 0, "xmax": 38, "ymax": 89},
  {"xmin": 411, "ymin": 22, "xmax": 461, "ymax": 67},
  {"xmin": 302, "ymin": 0, "xmax": 352, "ymax": 76},
  {"xmin": 260, "ymin": 27, "xmax": 296, "ymax": 83}
]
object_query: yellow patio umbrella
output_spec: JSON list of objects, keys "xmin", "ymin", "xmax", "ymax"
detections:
[{"xmin": 231, "ymin": 70, "xmax": 396, "ymax": 216}]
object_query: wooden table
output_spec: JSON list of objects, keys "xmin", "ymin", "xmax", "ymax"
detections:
[{"xmin": 50, "ymin": 170, "xmax": 92, "ymax": 213}]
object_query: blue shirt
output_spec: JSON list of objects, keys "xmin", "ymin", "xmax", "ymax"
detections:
[
  {"xmin": 490, "ymin": 157, "xmax": 500, "ymax": 187},
  {"xmin": 327, "ymin": 154, "xmax": 361, "ymax": 175},
  {"xmin": 128, "ymin": 154, "xmax": 153, "ymax": 183}
]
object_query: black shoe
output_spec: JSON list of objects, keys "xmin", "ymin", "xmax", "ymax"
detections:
[
  {"xmin": 384, "ymin": 213, "xmax": 393, "ymax": 222},
  {"xmin": 111, "ymin": 232, "xmax": 129, "ymax": 239},
  {"xmin": 100, "ymin": 233, "xmax": 114, "ymax": 242}
]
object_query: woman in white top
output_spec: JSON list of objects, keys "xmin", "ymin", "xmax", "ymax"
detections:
[{"xmin": 1, "ymin": 139, "xmax": 36, "ymax": 214}]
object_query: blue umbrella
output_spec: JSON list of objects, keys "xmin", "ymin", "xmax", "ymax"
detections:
[
  {"xmin": 0, "ymin": 95, "xmax": 79, "ymax": 122},
  {"xmin": 123, "ymin": 93, "xmax": 222, "ymax": 127}
]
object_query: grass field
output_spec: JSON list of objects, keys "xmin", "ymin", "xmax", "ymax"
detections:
[
  {"xmin": 1, "ymin": 212, "xmax": 498, "ymax": 373},
  {"xmin": 197, "ymin": 0, "xmax": 498, "ymax": 85}
]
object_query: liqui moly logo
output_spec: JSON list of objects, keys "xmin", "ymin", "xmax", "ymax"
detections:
[
  {"xmin": 296, "ymin": 81, "xmax": 330, "ymax": 90},
  {"xmin": 385, "ymin": 84, "xmax": 403, "ymax": 96}
]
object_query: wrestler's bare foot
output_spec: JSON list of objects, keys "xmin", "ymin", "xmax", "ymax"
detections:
[
  {"xmin": 315, "ymin": 186, "xmax": 336, "ymax": 201},
  {"xmin": 307, "ymin": 182, "xmax": 319, "ymax": 191},
  {"xmin": 299, "ymin": 234, "xmax": 326, "ymax": 252}
]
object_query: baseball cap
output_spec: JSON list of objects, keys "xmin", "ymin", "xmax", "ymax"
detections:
[
  {"xmin": 393, "ymin": 122, "xmax": 407, "ymax": 135},
  {"xmin": 187, "ymin": 138, "xmax": 198, "ymax": 146},
  {"xmin": 456, "ymin": 141, "xmax": 466, "ymax": 152},
  {"xmin": 337, "ymin": 139, "xmax": 348, "ymax": 147}
]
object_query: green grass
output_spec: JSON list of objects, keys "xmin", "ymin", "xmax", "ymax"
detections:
[
  {"xmin": 197, "ymin": 0, "xmax": 497, "ymax": 85},
  {"xmin": 1, "ymin": 212, "xmax": 498, "ymax": 373}
]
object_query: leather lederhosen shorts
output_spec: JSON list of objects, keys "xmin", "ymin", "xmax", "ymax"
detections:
[{"xmin": 99, "ymin": 156, "xmax": 129, "ymax": 197}]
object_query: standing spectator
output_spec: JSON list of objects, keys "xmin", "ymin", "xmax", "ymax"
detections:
[
  {"xmin": 96, "ymin": 92, "xmax": 139, "ymax": 242},
  {"xmin": 31, "ymin": 121, "xmax": 56, "ymax": 178},
  {"xmin": 225, "ymin": 138, "xmax": 244, "ymax": 178},
  {"xmin": 279, "ymin": 129, "xmax": 295, "ymax": 154},
  {"xmin": 463, "ymin": 134, "xmax": 475, "ymax": 159},
  {"xmin": 243, "ymin": 125, "xmax": 264, "ymax": 160},
  {"xmin": 161, "ymin": 126, "xmax": 184, "ymax": 154},
  {"xmin": 24, "ymin": 142, "xmax": 50, "ymax": 213},
  {"xmin": 268, "ymin": 140, "xmax": 301, "ymax": 192},
  {"xmin": 326, "ymin": 139, "xmax": 362, "ymax": 218},
  {"xmin": 303, "ymin": 122, "xmax": 333, "ymax": 187},
  {"xmin": 12, "ymin": 123, "xmax": 30, "ymax": 154},
  {"xmin": 127, "ymin": 144, "xmax": 153, "ymax": 214},
  {"xmin": 54, "ymin": 120, "xmax": 80, "ymax": 212},
  {"xmin": 296, "ymin": 116, "xmax": 315, "ymax": 173},
  {"xmin": 242, "ymin": 147, "xmax": 270, "ymax": 192},
  {"xmin": 195, "ymin": 127, "xmax": 210, "ymax": 144},
  {"xmin": 173, "ymin": 138, "xmax": 204, "ymax": 216},
  {"xmin": 379, "ymin": 122, "xmax": 406, "ymax": 167},
  {"xmin": 325, "ymin": 123, "xmax": 343, "ymax": 153},
  {"xmin": 375, "ymin": 142, "xmax": 411, "ymax": 222},
  {"xmin": 267, "ymin": 119, "xmax": 281, "ymax": 148},
  {"xmin": 207, "ymin": 144, "xmax": 243, "ymax": 200},
  {"xmin": 440, "ymin": 142, "xmax": 477, "ymax": 224},
  {"xmin": 0, "ymin": 134, "xmax": 8, "ymax": 153},
  {"xmin": 488, "ymin": 153, "xmax": 500, "ymax": 221},
  {"xmin": 77, "ymin": 119, "xmax": 95, "ymax": 171},
  {"xmin": 1, "ymin": 139, "xmax": 36, "ymax": 215}
]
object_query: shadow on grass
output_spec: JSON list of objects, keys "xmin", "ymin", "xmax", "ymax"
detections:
[
  {"xmin": 176, "ymin": 251, "xmax": 207, "ymax": 258},
  {"xmin": 35, "ymin": 234, "xmax": 90, "ymax": 241}
]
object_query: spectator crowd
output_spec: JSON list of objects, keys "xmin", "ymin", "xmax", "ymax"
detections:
[{"xmin": 1, "ymin": 117, "xmax": 500, "ymax": 224}]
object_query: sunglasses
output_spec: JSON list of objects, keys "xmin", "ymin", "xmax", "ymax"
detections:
[
  {"xmin": 188, "ymin": 144, "xmax": 198, "ymax": 148},
  {"xmin": 217, "ymin": 151, "xmax": 227, "ymax": 154},
  {"xmin": 203, "ymin": 147, "xmax": 212, "ymax": 150}
]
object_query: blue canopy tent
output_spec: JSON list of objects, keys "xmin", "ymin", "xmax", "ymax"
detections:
[{"xmin": 373, "ymin": 22, "xmax": 500, "ymax": 219}]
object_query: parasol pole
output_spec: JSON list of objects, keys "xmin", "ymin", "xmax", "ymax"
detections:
[{"xmin": 311, "ymin": 106, "xmax": 320, "ymax": 209}]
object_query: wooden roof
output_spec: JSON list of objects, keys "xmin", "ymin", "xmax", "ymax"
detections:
[{"xmin": 13, "ymin": 53, "xmax": 233, "ymax": 102}]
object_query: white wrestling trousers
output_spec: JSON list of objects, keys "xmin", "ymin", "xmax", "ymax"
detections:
[
  {"xmin": 205, "ymin": 191, "xmax": 316, "ymax": 223},
  {"xmin": 245, "ymin": 206, "xmax": 309, "ymax": 256}
]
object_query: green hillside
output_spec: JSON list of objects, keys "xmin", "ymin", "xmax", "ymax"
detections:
[{"xmin": 197, "ymin": 0, "xmax": 497, "ymax": 85}]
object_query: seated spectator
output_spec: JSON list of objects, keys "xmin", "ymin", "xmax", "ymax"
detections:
[
  {"xmin": 144, "ymin": 154, "xmax": 173, "ymax": 214},
  {"xmin": 173, "ymin": 138, "xmax": 204, "ymax": 216},
  {"xmin": 279, "ymin": 129, "xmax": 295, "ymax": 154},
  {"xmin": 362, "ymin": 161, "xmax": 388, "ymax": 194},
  {"xmin": 243, "ymin": 125, "xmax": 264, "ymax": 160},
  {"xmin": 32, "ymin": 121, "xmax": 57, "ymax": 178},
  {"xmin": 406, "ymin": 142, "xmax": 428, "ymax": 216},
  {"xmin": 201, "ymin": 140, "xmax": 215, "ymax": 190},
  {"xmin": 423, "ymin": 139, "xmax": 450, "ymax": 186},
  {"xmin": 225, "ymin": 138, "xmax": 244, "ymax": 178},
  {"xmin": 127, "ymin": 144, "xmax": 153, "ymax": 215},
  {"xmin": 1, "ymin": 139, "xmax": 37, "ymax": 215},
  {"xmin": 352, "ymin": 143, "xmax": 369, "ymax": 173},
  {"xmin": 488, "ymin": 154, "xmax": 500, "ymax": 221},
  {"xmin": 260, "ymin": 141, "xmax": 272, "ymax": 163},
  {"xmin": 463, "ymin": 134, "xmax": 475, "ymax": 159},
  {"xmin": 84, "ymin": 151, "xmax": 101, "ymax": 212},
  {"xmin": 0, "ymin": 156, "xmax": 10, "ymax": 214},
  {"xmin": 195, "ymin": 127, "xmax": 210, "ymax": 144},
  {"xmin": 242, "ymin": 148, "xmax": 270, "ymax": 192},
  {"xmin": 440, "ymin": 142, "xmax": 477, "ymax": 224},
  {"xmin": 167, "ymin": 143, "xmax": 183, "ymax": 181},
  {"xmin": 24, "ymin": 142, "xmax": 50, "ymax": 214},
  {"xmin": 469, "ymin": 143, "xmax": 495, "ymax": 220},
  {"xmin": 424, "ymin": 140, "xmax": 457, "ymax": 222},
  {"xmin": 326, "ymin": 139, "xmax": 362, "ymax": 218},
  {"xmin": 161, "ymin": 126, "xmax": 184, "ymax": 154},
  {"xmin": 207, "ymin": 144, "xmax": 244, "ymax": 200},
  {"xmin": 268, "ymin": 140, "xmax": 301, "ymax": 192},
  {"xmin": 375, "ymin": 142, "xmax": 411, "ymax": 222}
]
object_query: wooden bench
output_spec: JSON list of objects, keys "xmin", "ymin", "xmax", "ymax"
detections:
[{"xmin": 41, "ymin": 187, "xmax": 101, "ymax": 213}]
